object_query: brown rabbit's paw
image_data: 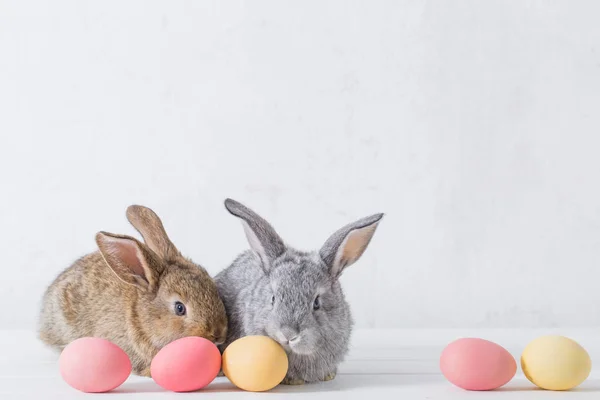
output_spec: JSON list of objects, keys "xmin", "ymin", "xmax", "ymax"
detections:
[
  {"xmin": 322, "ymin": 371, "xmax": 337, "ymax": 381},
  {"xmin": 138, "ymin": 367, "xmax": 152, "ymax": 378},
  {"xmin": 282, "ymin": 377, "xmax": 306, "ymax": 385}
]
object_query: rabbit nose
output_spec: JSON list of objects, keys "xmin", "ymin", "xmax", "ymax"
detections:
[{"xmin": 279, "ymin": 327, "xmax": 301, "ymax": 344}]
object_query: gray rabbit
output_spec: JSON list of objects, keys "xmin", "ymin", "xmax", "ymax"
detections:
[{"xmin": 215, "ymin": 199, "xmax": 383, "ymax": 385}]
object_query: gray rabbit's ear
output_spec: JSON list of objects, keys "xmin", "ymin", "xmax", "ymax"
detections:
[
  {"xmin": 96, "ymin": 231, "xmax": 164, "ymax": 292},
  {"xmin": 320, "ymin": 213, "xmax": 384, "ymax": 278},
  {"xmin": 126, "ymin": 205, "xmax": 179, "ymax": 260},
  {"xmin": 224, "ymin": 199, "xmax": 286, "ymax": 270}
]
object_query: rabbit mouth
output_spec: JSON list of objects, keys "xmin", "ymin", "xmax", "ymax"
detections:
[
  {"xmin": 274, "ymin": 336, "xmax": 314, "ymax": 355},
  {"xmin": 270, "ymin": 327, "xmax": 318, "ymax": 355}
]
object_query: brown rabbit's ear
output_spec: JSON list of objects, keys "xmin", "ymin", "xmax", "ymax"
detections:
[
  {"xmin": 96, "ymin": 231, "xmax": 164, "ymax": 292},
  {"xmin": 125, "ymin": 205, "xmax": 179, "ymax": 260}
]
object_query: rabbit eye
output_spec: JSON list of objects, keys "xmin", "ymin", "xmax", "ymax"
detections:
[
  {"xmin": 313, "ymin": 295, "xmax": 321, "ymax": 311},
  {"xmin": 174, "ymin": 301, "xmax": 186, "ymax": 316},
  {"xmin": 271, "ymin": 295, "xmax": 275, "ymax": 305}
]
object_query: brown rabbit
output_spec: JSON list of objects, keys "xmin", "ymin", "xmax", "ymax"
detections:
[{"xmin": 38, "ymin": 205, "xmax": 228, "ymax": 376}]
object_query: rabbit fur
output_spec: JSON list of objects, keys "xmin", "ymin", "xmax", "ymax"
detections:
[
  {"xmin": 38, "ymin": 205, "xmax": 228, "ymax": 376},
  {"xmin": 215, "ymin": 199, "xmax": 383, "ymax": 384}
]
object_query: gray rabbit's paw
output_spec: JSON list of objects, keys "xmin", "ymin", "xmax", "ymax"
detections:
[
  {"xmin": 282, "ymin": 377, "xmax": 306, "ymax": 385},
  {"xmin": 322, "ymin": 371, "xmax": 337, "ymax": 381}
]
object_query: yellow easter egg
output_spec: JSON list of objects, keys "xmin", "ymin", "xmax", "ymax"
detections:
[
  {"xmin": 521, "ymin": 335, "xmax": 591, "ymax": 391},
  {"xmin": 222, "ymin": 336, "xmax": 288, "ymax": 392}
]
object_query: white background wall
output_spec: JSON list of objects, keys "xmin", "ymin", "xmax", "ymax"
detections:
[{"xmin": 1, "ymin": 0, "xmax": 600, "ymax": 331}]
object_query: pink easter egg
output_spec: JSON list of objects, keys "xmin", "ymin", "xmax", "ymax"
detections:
[
  {"xmin": 59, "ymin": 337, "xmax": 131, "ymax": 393},
  {"xmin": 440, "ymin": 338, "xmax": 516, "ymax": 391},
  {"xmin": 151, "ymin": 336, "xmax": 221, "ymax": 392}
]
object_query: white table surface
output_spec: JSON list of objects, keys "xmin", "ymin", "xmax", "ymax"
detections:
[{"xmin": 3, "ymin": 330, "xmax": 599, "ymax": 399}]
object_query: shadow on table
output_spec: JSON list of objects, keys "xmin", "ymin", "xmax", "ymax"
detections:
[
  {"xmin": 111, "ymin": 376, "xmax": 600, "ymax": 395},
  {"xmin": 112, "ymin": 378, "xmax": 239, "ymax": 394},
  {"xmin": 111, "ymin": 380, "xmax": 164, "ymax": 394},
  {"xmin": 267, "ymin": 373, "xmax": 443, "ymax": 394},
  {"xmin": 496, "ymin": 379, "xmax": 600, "ymax": 393},
  {"xmin": 114, "ymin": 374, "xmax": 438, "ymax": 394}
]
